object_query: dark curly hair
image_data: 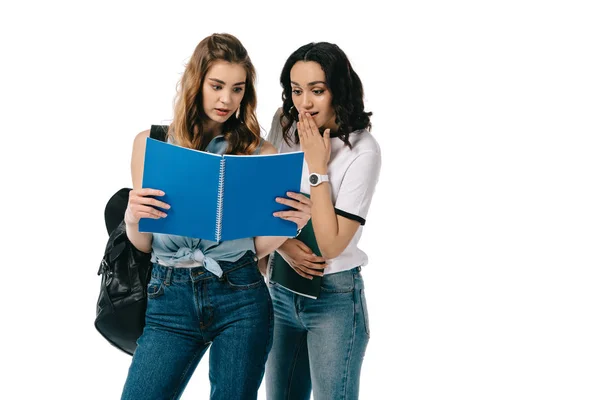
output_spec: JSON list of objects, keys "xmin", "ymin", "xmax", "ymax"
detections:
[{"xmin": 279, "ymin": 42, "xmax": 372, "ymax": 148}]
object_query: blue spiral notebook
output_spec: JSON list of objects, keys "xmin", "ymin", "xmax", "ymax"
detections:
[{"xmin": 139, "ymin": 138, "xmax": 304, "ymax": 241}]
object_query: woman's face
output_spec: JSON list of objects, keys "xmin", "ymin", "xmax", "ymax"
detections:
[
  {"xmin": 290, "ymin": 61, "xmax": 337, "ymax": 131},
  {"xmin": 202, "ymin": 60, "xmax": 247, "ymax": 125}
]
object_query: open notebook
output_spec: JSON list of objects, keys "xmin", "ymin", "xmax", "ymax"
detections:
[{"xmin": 139, "ymin": 138, "xmax": 304, "ymax": 241}]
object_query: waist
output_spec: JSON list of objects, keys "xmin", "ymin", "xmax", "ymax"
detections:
[
  {"xmin": 151, "ymin": 234, "xmax": 255, "ymax": 267},
  {"xmin": 151, "ymin": 250, "xmax": 258, "ymax": 282}
]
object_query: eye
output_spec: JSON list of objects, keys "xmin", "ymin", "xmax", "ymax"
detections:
[
  {"xmin": 313, "ymin": 89, "xmax": 324, "ymax": 95},
  {"xmin": 233, "ymin": 87, "xmax": 244, "ymax": 93},
  {"xmin": 212, "ymin": 85, "xmax": 222, "ymax": 91},
  {"xmin": 292, "ymin": 89, "xmax": 302, "ymax": 95}
]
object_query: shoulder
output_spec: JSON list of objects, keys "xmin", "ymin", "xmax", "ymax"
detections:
[
  {"xmin": 268, "ymin": 107, "xmax": 284, "ymax": 133},
  {"xmin": 271, "ymin": 107, "xmax": 283, "ymax": 123},
  {"xmin": 331, "ymin": 130, "xmax": 381, "ymax": 177},
  {"xmin": 132, "ymin": 129, "xmax": 151, "ymax": 154},
  {"xmin": 348, "ymin": 129, "xmax": 381, "ymax": 156},
  {"xmin": 259, "ymin": 140, "xmax": 278, "ymax": 155},
  {"xmin": 266, "ymin": 107, "xmax": 285, "ymax": 147},
  {"xmin": 134, "ymin": 129, "xmax": 151, "ymax": 145}
]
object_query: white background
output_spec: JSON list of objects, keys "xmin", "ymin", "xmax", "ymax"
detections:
[{"xmin": 1, "ymin": 1, "xmax": 599, "ymax": 399}]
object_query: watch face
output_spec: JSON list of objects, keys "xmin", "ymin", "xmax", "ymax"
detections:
[{"xmin": 309, "ymin": 174, "xmax": 319, "ymax": 185}]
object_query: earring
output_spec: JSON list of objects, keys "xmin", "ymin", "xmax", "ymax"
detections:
[
  {"xmin": 289, "ymin": 105, "xmax": 298, "ymax": 121},
  {"xmin": 235, "ymin": 108, "xmax": 241, "ymax": 119}
]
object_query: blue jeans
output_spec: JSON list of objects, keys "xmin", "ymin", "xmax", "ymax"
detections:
[
  {"xmin": 121, "ymin": 251, "xmax": 273, "ymax": 400},
  {"xmin": 265, "ymin": 267, "xmax": 370, "ymax": 400}
]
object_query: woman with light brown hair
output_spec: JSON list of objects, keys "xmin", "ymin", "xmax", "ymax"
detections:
[{"xmin": 120, "ymin": 33, "xmax": 311, "ymax": 400}]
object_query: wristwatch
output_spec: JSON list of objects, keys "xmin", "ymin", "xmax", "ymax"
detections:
[{"xmin": 308, "ymin": 173, "xmax": 329, "ymax": 187}]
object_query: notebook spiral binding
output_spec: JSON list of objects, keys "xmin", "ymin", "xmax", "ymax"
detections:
[{"xmin": 215, "ymin": 158, "xmax": 226, "ymax": 242}]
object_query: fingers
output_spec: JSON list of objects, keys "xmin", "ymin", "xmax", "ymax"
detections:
[
  {"xmin": 292, "ymin": 263, "xmax": 324, "ymax": 278},
  {"xmin": 298, "ymin": 112, "xmax": 320, "ymax": 142},
  {"xmin": 298, "ymin": 113, "xmax": 318, "ymax": 138},
  {"xmin": 304, "ymin": 113, "xmax": 319, "ymax": 137},
  {"xmin": 274, "ymin": 193, "xmax": 312, "ymax": 218},
  {"xmin": 133, "ymin": 196, "xmax": 171, "ymax": 210},
  {"xmin": 133, "ymin": 188, "xmax": 165, "ymax": 197},
  {"xmin": 323, "ymin": 128, "xmax": 331, "ymax": 154},
  {"xmin": 272, "ymin": 212, "xmax": 308, "ymax": 230},
  {"xmin": 137, "ymin": 210, "xmax": 166, "ymax": 220},
  {"xmin": 297, "ymin": 117, "xmax": 307, "ymax": 150},
  {"xmin": 300, "ymin": 261, "xmax": 327, "ymax": 272},
  {"xmin": 291, "ymin": 240, "xmax": 327, "ymax": 265},
  {"xmin": 274, "ymin": 198, "xmax": 310, "ymax": 213},
  {"xmin": 125, "ymin": 206, "xmax": 166, "ymax": 224},
  {"xmin": 292, "ymin": 239, "xmax": 313, "ymax": 253},
  {"xmin": 306, "ymin": 254, "xmax": 328, "ymax": 264},
  {"xmin": 130, "ymin": 188, "xmax": 171, "ymax": 210},
  {"xmin": 273, "ymin": 211, "xmax": 308, "ymax": 220},
  {"xmin": 134, "ymin": 205, "xmax": 167, "ymax": 219},
  {"xmin": 298, "ymin": 112, "xmax": 308, "ymax": 135},
  {"xmin": 281, "ymin": 240, "xmax": 328, "ymax": 279},
  {"xmin": 284, "ymin": 191, "xmax": 312, "ymax": 205}
]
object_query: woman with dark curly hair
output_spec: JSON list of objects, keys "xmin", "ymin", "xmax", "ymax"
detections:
[{"xmin": 265, "ymin": 42, "xmax": 381, "ymax": 399}]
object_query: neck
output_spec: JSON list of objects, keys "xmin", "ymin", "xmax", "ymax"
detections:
[
  {"xmin": 201, "ymin": 119, "xmax": 224, "ymax": 140},
  {"xmin": 321, "ymin": 114, "xmax": 340, "ymax": 135}
]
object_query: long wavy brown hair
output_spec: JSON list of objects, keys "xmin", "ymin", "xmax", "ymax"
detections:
[{"xmin": 169, "ymin": 33, "xmax": 261, "ymax": 154}]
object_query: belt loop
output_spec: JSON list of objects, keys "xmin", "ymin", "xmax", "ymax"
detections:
[{"xmin": 165, "ymin": 267, "xmax": 173, "ymax": 286}]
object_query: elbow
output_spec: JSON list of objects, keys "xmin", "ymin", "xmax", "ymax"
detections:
[
  {"xmin": 316, "ymin": 234, "xmax": 353, "ymax": 260},
  {"xmin": 129, "ymin": 239, "xmax": 152, "ymax": 254},
  {"xmin": 135, "ymin": 244, "xmax": 152, "ymax": 254},
  {"xmin": 319, "ymin": 243, "xmax": 346, "ymax": 260}
]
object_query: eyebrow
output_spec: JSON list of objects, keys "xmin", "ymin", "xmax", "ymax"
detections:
[
  {"xmin": 208, "ymin": 78, "xmax": 246, "ymax": 86},
  {"xmin": 291, "ymin": 80, "xmax": 327, "ymax": 87}
]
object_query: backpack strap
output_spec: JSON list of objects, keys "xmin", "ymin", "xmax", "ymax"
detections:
[{"xmin": 150, "ymin": 125, "xmax": 169, "ymax": 142}]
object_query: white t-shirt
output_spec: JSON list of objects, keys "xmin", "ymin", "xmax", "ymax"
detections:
[{"xmin": 267, "ymin": 109, "xmax": 381, "ymax": 274}]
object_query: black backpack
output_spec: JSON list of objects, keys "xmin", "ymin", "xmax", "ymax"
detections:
[{"xmin": 94, "ymin": 125, "xmax": 168, "ymax": 355}]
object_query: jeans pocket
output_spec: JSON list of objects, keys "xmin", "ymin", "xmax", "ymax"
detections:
[
  {"xmin": 225, "ymin": 264, "xmax": 264, "ymax": 290},
  {"xmin": 147, "ymin": 277, "xmax": 165, "ymax": 299},
  {"xmin": 359, "ymin": 289, "xmax": 370, "ymax": 338},
  {"xmin": 147, "ymin": 283, "xmax": 164, "ymax": 299},
  {"xmin": 320, "ymin": 270, "xmax": 354, "ymax": 293}
]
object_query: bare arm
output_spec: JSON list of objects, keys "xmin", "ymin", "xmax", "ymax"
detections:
[
  {"xmin": 297, "ymin": 112, "xmax": 372, "ymax": 259},
  {"xmin": 125, "ymin": 130, "xmax": 170, "ymax": 253},
  {"xmin": 306, "ymin": 182, "xmax": 360, "ymax": 259}
]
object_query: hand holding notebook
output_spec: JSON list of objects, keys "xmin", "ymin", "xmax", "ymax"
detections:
[
  {"xmin": 270, "ymin": 218, "xmax": 326, "ymax": 299},
  {"xmin": 276, "ymin": 239, "xmax": 327, "ymax": 280}
]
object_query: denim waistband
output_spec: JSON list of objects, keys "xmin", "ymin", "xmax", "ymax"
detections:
[{"xmin": 151, "ymin": 250, "xmax": 257, "ymax": 283}]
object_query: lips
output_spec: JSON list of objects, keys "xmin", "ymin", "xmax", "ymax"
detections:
[{"xmin": 215, "ymin": 108, "xmax": 230, "ymax": 116}]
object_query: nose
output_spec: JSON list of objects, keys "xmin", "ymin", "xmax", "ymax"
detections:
[
  {"xmin": 219, "ymin": 91, "xmax": 231, "ymax": 105},
  {"xmin": 300, "ymin": 92, "xmax": 313, "ymax": 111}
]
